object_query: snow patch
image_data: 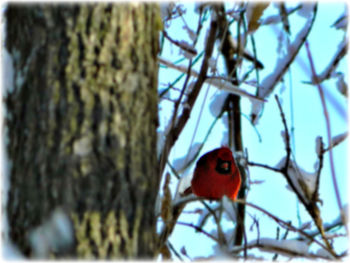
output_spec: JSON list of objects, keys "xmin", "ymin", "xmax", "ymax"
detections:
[
  {"xmin": 222, "ymin": 196, "xmax": 236, "ymax": 221},
  {"xmin": 220, "ymin": 114, "xmax": 229, "ymax": 145},
  {"xmin": 336, "ymin": 73, "xmax": 347, "ymax": 96},
  {"xmin": 297, "ymin": 3, "xmax": 314, "ymax": 19},
  {"xmin": 179, "ymin": 40, "xmax": 196, "ymax": 59},
  {"xmin": 73, "ymin": 136, "xmax": 92, "ymax": 157},
  {"xmin": 175, "ymin": 172, "xmax": 193, "ymax": 197},
  {"xmin": 250, "ymin": 100, "xmax": 264, "ymax": 125},
  {"xmin": 207, "ymin": 78, "xmax": 264, "ymax": 102},
  {"xmin": 2, "ymin": 241, "xmax": 25, "ymax": 260},
  {"xmin": 257, "ymin": 5, "xmax": 315, "ymax": 99},
  {"xmin": 183, "ymin": 26, "xmax": 196, "ymax": 42},
  {"xmin": 315, "ymin": 247, "xmax": 335, "ymax": 259},
  {"xmin": 276, "ymin": 157, "xmax": 317, "ymax": 202},
  {"xmin": 315, "ymin": 136, "xmax": 323, "ymax": 156},
  {"xmin": 157, "ymin": 129, "xmax": 166, "ymax": 157},
  {"xmin": 209, "ymin": 91, "xmax": 228, "ymax": 117},
  {"xmin": 208, "ymin": 57, "xmax": 218, "ymax": 73},
  {"xmin": 2, "ymin": 47, "xmax": 15, "ymax": 94},
  {"xmin": 29, "ymin": 208, "xmax": 74, "ymax": 258},
  {"xmin": 172, "ymin": 142, "xmax": 201, "ymax": 172},
  {"xmin": 256, "ymin": 238, "xmax": 309, "ymax": 256},
  {"xmin": 332, "ymin": 132, "xmax": 348, "ymax": 146},
  {"xmin": 160, "ymin": 3, "xmax": 175, "ymax": 21}
]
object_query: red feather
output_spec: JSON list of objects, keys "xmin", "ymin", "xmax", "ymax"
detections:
[{"xmin": 190, "ymin": 147, "xmax": 241, "ymax": 200}]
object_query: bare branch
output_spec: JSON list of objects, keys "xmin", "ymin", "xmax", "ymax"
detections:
[
  {"xmin": 162, "ymin": 30, "xmax": 198, "ymax": 57},
  {"xmin": 313, "ymin": 137, "xmax": 324, "ymax": 203},
  {"xmin": 247, "ymin": 161, "xmax": 282, "ymax": 173},
  {"xmin": 159, "ymin": 11, "xmax": 218, "ymax": 176},
  {"xmin": 234, "ymin": 199, "xmax": 338, "ymax": 259},
  {"xmin": 275, "ymin": 95, "xmax": 292, "ymax": 172},
  {"xmin": 167, "ymin": 242, "xmax": 184, "ymax": 261},
  {"xmin": 275, "ymin": 95, "xmax": 337, "ymax": 257},
  {"xmin": 324, "ymin": 132, "xmax": 348, "ymax": 152},
  {"xmin": 176, "ymin": 221, "xmax": 219, "ymax": 243},
  {"xmin": 298, "ymin": 216, "xmax": 343, "ymax": 240},
  {"xmin": 258, "ymin": 4, "xmax": 317, "ymax": 99},
  {"xmin": 278, "ymin": 3, "xmax": 291, "ymax": 34},
  {"xmin": 230, "ymin": 239, "xmax": 334, "ymax": 260},
  {"xmin": 158, "ymin": 57, "xmax": 266, "ymax": 102},
  {"xmin": 260, "ymin": 4, "xmax": 302, "ymax": 26},
  {"xmin": 314, "ymin": 40, "xmax": 348, "ymax": 84},
  {"xmin": 305, "ymin": 40, "xmax": 347, "ymax": 237}
]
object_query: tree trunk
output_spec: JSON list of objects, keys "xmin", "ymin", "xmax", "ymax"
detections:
[{"xmin": 5, "ymin": 3, "xmax": 161, "ymax": 259}]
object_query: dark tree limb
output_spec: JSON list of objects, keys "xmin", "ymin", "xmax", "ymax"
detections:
[
  {"xmin": 214, "ymin": 3, "xmax": 248, "ymax": 247},
  {"xmin": 158, "ymin": 9, "xmax": 218, "ymax": 177}
]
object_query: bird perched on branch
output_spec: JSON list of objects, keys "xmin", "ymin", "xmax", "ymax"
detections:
[{"xmin": 183, "ymin": 147, "xmax": 241, "ymax": 201}]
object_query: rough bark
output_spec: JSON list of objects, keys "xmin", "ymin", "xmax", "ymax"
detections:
[{"xmin": 5, "ymin": 3, "xmax": 161, "ymax": 259}]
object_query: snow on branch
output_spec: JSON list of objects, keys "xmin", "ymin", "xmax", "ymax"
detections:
[
  {"xmin": 260, "ymin": 5, "xmax": 302, "ymax": 26},
  {"xmin": 324, "ymin": 131, "xmax": 348, "ymax": 152},
  {"xmin": 252, "ymin": 10, "xmax": 318, "ymax": 123},
  {"xmin": 172, "ymin": 142, "xmax": 202, "ymax": 173},
  {"xmin": 336, "ymin": 72, "xmax": 348, "ymax": 97},
  {"xmin": 233, "ymin": 199, "xmax": 339, "ymax": 258},
  {"xmin": 206, "ymin": 78, "xmax": 265, "ymax": 102},
  {"xmin": 313, "ymin": 40, "xmax": 348, "ymax": 84},
  {"xmin": 258, "ymin": 4, "xmax": 317, "ymax": 99},
  {"xmin": 159, "ymin": 57, "xmax": 265, "ymax": 103},
  {"xmin": 230, "ymin": 238, "xmax": 334, "ymax": 260},
  {"xmin": 162, "ymin": 30, "xmax": 198, "ymax": 58},
  {"xmin": 298, "ymin": 206, "xmax": 346, "ymax": 241},
  {"xmin": 276, "ymin": 156, "xmax": 318, "ymax": 204},
  {"xmin": 209, "ymin": 90, "xmax": 229, "ymax": 117},
  {"xmin": 305, "ymin": 40, "xmax": 347, "ymax": 239}
]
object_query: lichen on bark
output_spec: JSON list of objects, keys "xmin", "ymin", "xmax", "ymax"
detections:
[{"xmin": 5, "ymin": 3, "xmax": 160, "ymax": 259}]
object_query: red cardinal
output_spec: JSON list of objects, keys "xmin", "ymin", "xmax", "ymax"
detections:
[{"xmin": 185, "ymin": 147, "xmax": 241, "ymax": 201}]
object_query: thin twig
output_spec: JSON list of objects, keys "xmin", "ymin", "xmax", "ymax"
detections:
[
  {"xmin": 278, "ymin": 3, "xmax": 291, "ymax": 34},
  {"xmin": 159, "ymin": 59, "xmax": 193, "ymax": 183},
  {"xmin": 176, "ymin": 221, "xmax": 219, "ymax": 242},
  {"xmin": 159, "ymin": 13, "xmax": 218, "ymax": 177},
  {"xmin": 323, "ymin": 132, "xmax": 348, "ymax": 152},
  {"xmin": 215, "ymin": 3, "xmax": 248, "ymax": 248},
  {"xmin": 200, "ymin": 200, "xmax": 226, "ymax": 245},
  {"xmin": 230, "ymin": 240, "xmax": 334, "ymax": 260},
  {"xmin": 275, "ymin": 95, "xmax": 337, "ymax": 256},
  {"xmin": 234, "ymin": 199, "xmax": 337, "ymax": 258},
  {"xmin": 297, "ymin": 216, "xmax": 343, "ymax": 241},
  {"xmin": 162, "ymin": 30, "xmax": 197, "ymax": 56},
  {"xmin": 167, "ymin": 241, "xmax": 184, "ymax": 261},
  {"xmin": 167, "ymin": 193, "xmax": 340, "ymax": 258},
  {"xmin": 158, "ymin": 52, "xmax": 204, "ymax": 98},
  {"xmin": 177, "ymin": 111, "xmax": 223, "ymax": 174},
  {"xmin": 315, "ymin": 40, "xmax": 348, "ymax": 84},
  {"xmin": 313, "ymin": 137, "xmax": 324, "ymax": 203},
  {"xmin": 259, "ymin": 4, "xmax": 317, "ymax": 99},
  {"xmin": 184, "ymin": 85, "xmax": 210, "ymax": 165},
  {"xmin": 275, "ymin": 95, "xmax": 292, "ymax": 173},
  {"xmin": 260, "ymin": 4, "xmax": 302, "ymax": 27},
  {"xmin": 247, "ymin": 161, "xmax": 282, "ymax": 173},
  {"xmin": 305, "ymin": 40, "xmax": 347, "ymax": 236},
  {"xmin": 158, "ymin": 57, "xmax": 265, "ymax": 102}
]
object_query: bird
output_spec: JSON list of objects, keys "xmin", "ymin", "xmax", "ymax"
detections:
[{"xmin": 183, "ymin": 147, "xmax": 241, "ymax": 201}]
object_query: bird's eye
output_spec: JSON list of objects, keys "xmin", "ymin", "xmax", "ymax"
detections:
[{"xmin": 215, "ymin": 158, "xmax": 231, "ymax": 174}]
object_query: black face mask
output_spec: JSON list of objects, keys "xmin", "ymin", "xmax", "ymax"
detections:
[{"xmin": 215, "ymin": 158, "xmax": 231, "ymax": 174}]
